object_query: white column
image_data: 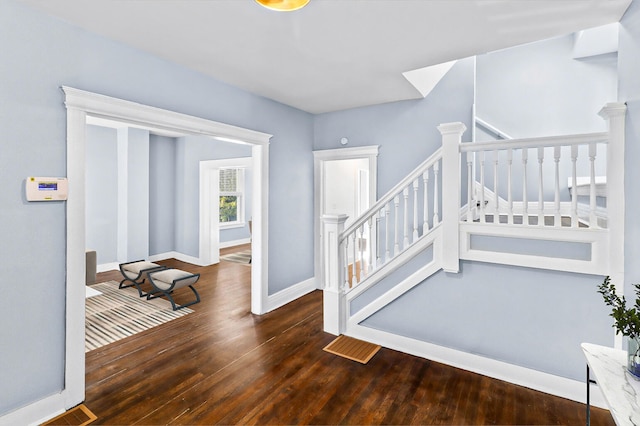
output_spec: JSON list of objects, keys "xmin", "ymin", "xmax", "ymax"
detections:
[
  {"xmin": 599, "ymin": 102, "xmax": 627, "ymax": 349},
  {"xmin": 437, "ymin": 122, "xmax": 467, "ymax": 273},
  {"xmin": 322, "ymin": 214, "xmax": 348, "ymax": 335}
]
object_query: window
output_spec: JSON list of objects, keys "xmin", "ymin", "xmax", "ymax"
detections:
[{"xmin": 219, "ymin": 167, "xmax": 245, "ymax": 228}]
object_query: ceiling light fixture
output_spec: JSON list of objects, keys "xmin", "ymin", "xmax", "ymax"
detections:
[{"xmin": 255, "ymin": 0, "xmax": 310, "ymax": 12}]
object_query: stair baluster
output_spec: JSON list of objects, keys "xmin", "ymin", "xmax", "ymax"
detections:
[
  {"xmin": 522, "ymin": 148, "xmax": 529, "ymax": 225},
  {"xmin": 423, "ymin": 170, "xmax": 430, "ymax": 231},
  {"xmin": 554, "ymin": 146, "xmax": 561, "ymax": 227},
  {"xmin": 412, "ymin": 179, "xmax": 419, "ymax": 242},
  {"xmin": 571, "ymin": 145, "xmax": 579, "ymax": 228},
  {"xmin": 507, "ymin": 148, "xmax": 513, "ymax": 225},
  {"xmin": 589, "ymin": 143, "xmax": 598, "ymax": 228},
  {"xmin": 538, "ymin": 147, "xmax": 545, "ymax": 226}
]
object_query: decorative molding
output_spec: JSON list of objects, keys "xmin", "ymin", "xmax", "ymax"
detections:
[
  {"xmin": 266, "ymin": 277, "xmax": 317, "ymax": 313},
  {"xmin": 313, "ymin": 145, "xmax": 380, "ymax": 161},
  {"xmin": 347, "ymin": 324, "xmax": 608, "ymax": 409},
  {"xmin": 63, "ymin": 86, "xmax": 271, "ymax": 146}
]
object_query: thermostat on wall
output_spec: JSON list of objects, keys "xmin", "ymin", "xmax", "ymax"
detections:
[{"xmin": 26, "ymin": 177, "xmax": 68, "ymax": 201}]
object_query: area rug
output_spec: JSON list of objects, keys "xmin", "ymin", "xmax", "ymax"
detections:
[
  {"xmin": 323, "ymin": 335, "xmax": 381, "ymax": 364},
  {"xmin": 85, "ymin": 281, "xmax": 193, "ymax": 352},
  {"xmin": 220, "ymin": 249, "xmax": 252, "ymax": 265}
]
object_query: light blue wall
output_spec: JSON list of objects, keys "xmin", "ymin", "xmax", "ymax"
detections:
[
  {"xmin": 0, "ymin": 0, "xmax": 313, "ymax": 416},
  {"xmin": 618, "ymin": 2, "xmax": 640, "ymax": 312},
  {"xmin": 363, "ymin": 262, "xmax": 612, "ymax": 380},
  {"xmin": 86, "ymin": 125, "xmax": 118, "ymax": 264},
  {"xmin": 149, "ymin": 134, "xmax": 177, "ymax": 256},
  {"xmin": 173, "ymin": 135, "xmax": 252, "ymax": 257},
  {"xmin": 476, "ymin": 34, "xmax": 618, "ymax": 139},
  {"xmin": 314, "ymin": 58, "xmax": 475, "ymax": 197}
]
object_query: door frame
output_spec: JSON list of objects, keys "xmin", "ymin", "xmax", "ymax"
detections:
[
  {"xmin": 62, "ymin": 86, "xmax": 271, "ymax": 411},
  {"xmin": 313, "ymin": 145, "xmax": 379, "ymax": 289},
  {"xmin": 200, "ymin": 157, "xmax": 253, "ymax": 265}
]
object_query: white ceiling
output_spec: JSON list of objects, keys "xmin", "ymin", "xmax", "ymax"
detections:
[{"xmin": 21, "ymin": 0, "xmax": 632, "ymax": 114}]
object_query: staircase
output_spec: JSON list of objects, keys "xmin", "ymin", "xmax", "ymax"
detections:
[{"xmin": 322, "ymin": 102, "xmax": 626, "ymax": 338}]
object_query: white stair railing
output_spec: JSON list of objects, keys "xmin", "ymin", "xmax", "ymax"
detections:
[
  {"xmin": 323, "ymin": 102, "xmax": 626, "ymax": 337},
  {"xmin": 339, "ymin": 147, "xmax": 443, "ymax": 290},
  {"xmin": 461, "ymin": 132, "xmax": 609, "ymax": 228}
]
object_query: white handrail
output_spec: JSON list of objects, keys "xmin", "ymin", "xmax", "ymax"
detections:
[
  {"xmin": 461, "ymin": 132, "xmax": 608, "ymax": 153},
  {"xmin": 340, "ymin": 147, "xmax": 443, "ymax": 242}
]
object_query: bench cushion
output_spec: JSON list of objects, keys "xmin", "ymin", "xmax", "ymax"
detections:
[
  {"xmin": 149, "ymin": 269, "xmax": 199, "ymax": 291},
  {"xmin": 122, "ymin": 261, "xmax": 161, "ymax": 274}
]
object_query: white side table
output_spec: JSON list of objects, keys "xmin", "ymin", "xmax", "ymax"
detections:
[{"xmin": 581, "ymin": 343, "xmax": 640, "ymax": 426}]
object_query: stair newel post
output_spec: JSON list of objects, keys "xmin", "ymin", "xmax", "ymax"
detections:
[
  {"xmin": 322, "ymin": 214, "xmax": 348, "ymax": 335},
  {"xmin": 599, "ymin": 102, "xmax": 626, "ymax": 349},
  {"xmin": 438, "ymin": 122, "xmax": 466, "ymax": 273}
]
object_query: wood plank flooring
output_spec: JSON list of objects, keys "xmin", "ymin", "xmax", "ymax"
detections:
[{"xmin": 85, "ymin": 245, "xmax": 614, "ymax": 425}]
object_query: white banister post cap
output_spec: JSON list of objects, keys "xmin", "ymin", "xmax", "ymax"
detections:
[
  {"xmin": 437, "ymin": 122, "xmax": 467, "ymax": 136},
  {"xmin": 599, "ymin": 102, "xmax": 627, "ymax": 119},
  {"xmin": 322, "ymin": 214, "xmax": 349, "ymax": 225}
]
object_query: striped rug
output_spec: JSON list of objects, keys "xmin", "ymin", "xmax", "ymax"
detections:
[
  {"xmin": 85, "ymin": 281, "xmax": 193, "ymax": 352},
  {"xmin": 220, "ymin": 249, "xmax": 252, "ymax": 265}
]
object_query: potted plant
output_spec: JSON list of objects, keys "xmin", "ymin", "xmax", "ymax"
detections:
[{"xmin": 598, "ymin": 276, "xmax": 640, "ymax": 379}]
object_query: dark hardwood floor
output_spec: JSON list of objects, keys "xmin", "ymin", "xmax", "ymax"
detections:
[{"xmin": 85, "ymin": 245, "xmax": 614, "ymax": 425}]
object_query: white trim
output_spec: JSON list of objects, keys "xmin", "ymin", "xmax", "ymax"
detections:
[
  {"xmin": 148, "ymin": 251, "xmax": 206, "ymax": 266},
  {"xmin": 266, "ymin": 277, "xmax": 317, "ymax": 313},
  {"xmin": 97, "ymin": 262, "xmax": 119, "ymax": 273},
  {"xmin": 459, "ymin": 222, "xmax": 610, "ymax": 275},
  {"xmin": 0, "ymin": 392, "xmax": 65, "ymax": 426},
  {"xmin": 313, "ymin": 146, "xmax": 379, "ymax": 290},
  {"xmin": 219, "ymin": 238, "xmax": 252, "ymax": 249},
  {"xmin": 51, "ymin": 86, "xmax": 271, "ymax": 426},
  {"xmin": 347, "ymin": 324, "xmax": 608, "ymax": 409}
]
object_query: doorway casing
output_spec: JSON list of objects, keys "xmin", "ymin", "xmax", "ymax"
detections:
[
  {"xmin": 63, "ymin": 86, "xmax": 271, "ymax": 411},
  {"xmin": 313, "ymin": 145, "xmax": 379, "ymax": 289}
]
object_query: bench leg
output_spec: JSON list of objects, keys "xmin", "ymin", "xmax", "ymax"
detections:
[
  {"xmin": 119, "ymin": 278, "xmax": 149, "ymax": 297},
  {"xmin": 147, "ymin": 285, "xmax": 200, "ymax": 311}
]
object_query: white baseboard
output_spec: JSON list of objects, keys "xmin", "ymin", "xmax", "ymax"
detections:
[
  {"xmin": 266, "ymin": 277, "xmax": 316, "ymax": 313},
  {"xmin": 0, "ymin": 392, "xmax": 65, "ymax": 426},
  {"xmin": 347, "ymin": 324, "xmax": 608, "ymax": 410},
  {"xmin": 98, "ymin": 252, "xmax": 215, "ymax": 272},
  {"xmin": 148, "ymin": 251, "xmax": 213, "ymax": 266},
  {"xmin": 97, "ymin": 262, "xmax": 119, "ymax": 273},
  {"xmin": 219, "ymin": 238, "xmax": 251, "ymax": 249}
]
